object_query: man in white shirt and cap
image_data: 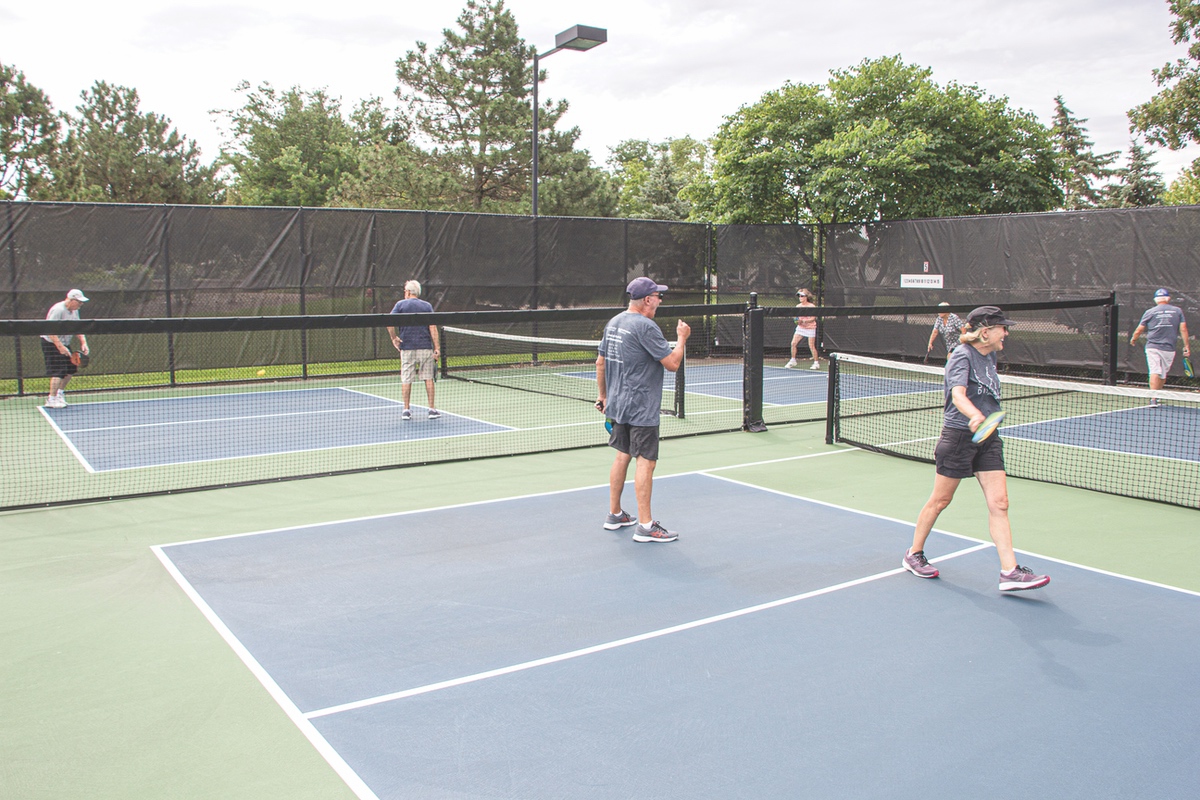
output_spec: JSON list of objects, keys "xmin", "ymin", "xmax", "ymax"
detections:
[{"xmin": 41, "ymin": 289, "xmax": 90, "ymax": 408}]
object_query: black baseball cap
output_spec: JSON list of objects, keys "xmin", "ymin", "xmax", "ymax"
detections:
[{"xmin": 966, "ymin": 305, "xmax": 1014, "ymax": 328}]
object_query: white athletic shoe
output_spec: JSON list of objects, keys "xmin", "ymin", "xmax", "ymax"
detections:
[
  {"xmin": 810, "ymin": 361, "xmax": 820, "ymax": 370},
  {"xmin": 785, "ymin": 359, "xmax": 797, "ymax": 369},
  {"xmin": 45, "ymin": 396, "xmax": 65, "ymax": 408}
]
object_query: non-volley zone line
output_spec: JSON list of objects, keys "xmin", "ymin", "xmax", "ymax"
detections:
[{"xmin": 303, "ymin": 541, "xmax": 990, "ymax": 720}]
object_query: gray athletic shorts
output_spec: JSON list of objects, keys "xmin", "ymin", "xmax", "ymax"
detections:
[{"xmin": 608, "ymin": 422, "xmax": 660, "ymax": 461}]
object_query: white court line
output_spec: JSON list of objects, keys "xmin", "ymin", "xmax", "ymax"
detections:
[
  {"xmin": 151, "ymin": 546, "xmax": 381, "ymax": 800},
  {"xmin": 37, "ymin": 405, "xmax": 98, "ymax": 472},
  {"xmin": 60, "ymin": 402, "xmax": 405, "ymax": 434},
  {"xmin": 87, "ymin": 420, "xmax": 520, "ymax": 474},
  {"xmin": 153, "ymin": 449, "xmax": 861, "ymax": 548},
  {"xmin": 303, "ymin": 541, "xmax": 993, "ymax": 720}
]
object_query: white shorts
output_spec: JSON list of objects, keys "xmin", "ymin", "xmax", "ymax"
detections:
[
  {"xmin": 1146, "ymin": 348, "xmax": 1175, "ymax": 378},
  {"xmin": 793, "ymin": 327, "xmax": 816, "ymax": 339},
  {"xmin": 401, "ymin": 349, "xmax": 436, "ymax": 382}
]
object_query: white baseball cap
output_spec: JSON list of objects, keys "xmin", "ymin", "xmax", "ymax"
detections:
[{"xmin": 67, "ymin": 289, "xmax": 89, "ymax": 302}]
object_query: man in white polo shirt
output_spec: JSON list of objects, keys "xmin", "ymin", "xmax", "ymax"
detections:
[{"xmin": 41, "ymin": 289, "xmax": 90, "ymax": 408}]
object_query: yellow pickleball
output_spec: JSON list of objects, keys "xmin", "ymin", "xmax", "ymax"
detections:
[{"xmin": 257, "ymin": 369, "xmax": 266, "ymax": 376}]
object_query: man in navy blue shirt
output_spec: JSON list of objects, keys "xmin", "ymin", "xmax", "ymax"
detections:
[
  {"xmin": 387, "ymin": 280, "xmax": 440, "ymax": 420},
  {"xmin": 596, "ymin": 277, "xmax": 690, "ymax": 543},
  {"xmin": 1131, "ymin": 288, "xmax": 1190, "ymax": 404}
]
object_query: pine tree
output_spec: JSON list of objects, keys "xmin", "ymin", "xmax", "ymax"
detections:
[
  {"xmin": 1050, "ymin": 95, "xmax": 1118, "ymax": 209},
  {"xmin": 1103, "ymin": 141, "xmax": 1165, "ymax": 207}
]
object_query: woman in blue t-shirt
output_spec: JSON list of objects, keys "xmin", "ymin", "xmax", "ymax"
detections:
[{"xmin": 901, "ymin": 306, "xmax": 1051, "ymax": 593}]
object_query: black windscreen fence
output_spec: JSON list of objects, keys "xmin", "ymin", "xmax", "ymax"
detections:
[
  {"xmin": 4, "ymin": 202, "xmax": 1198, "ymax": 392},
  {"xmin": 821, "ymin": 208, "xmax": 1200, "ymax": 382}
]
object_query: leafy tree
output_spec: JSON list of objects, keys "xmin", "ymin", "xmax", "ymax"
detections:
[
  {"xmin": 218, "ymin": 82, "xmax": 359, "ymax": 207},
  {"xmin": 1163, "ymin": 158, "xmax": 1200, "ymax": 204},
  {"xmin": 329, "ymin": 99, "xmax": 459, "ymax": 210},
  {"xmin": 1, "ymin": 63, "xmax": 59, "ymax": 200},
  {"xmin": 534, "ymin": 133, "xmax": 618, "ymax": 217},
  {"xmin": 608, "ymin": 137, "xmax": 708, "ymax": 220},
  {"xmin": 394, "ymin": 0, "xmax": 609, "ymax": 216},
  {"xmin": 396, "ymin": 0, "xmax": 544, "ymax": 212},
  {"xmin": 1051, "ymin": 95, "xmax": 1119, "ymax": 209},
  {"xmin": 1130, "ymin": 0, "xmax": 1200, "ymax": 150},
  {"xmin": 37, "ymin": 81, "xmax": 219, "ymax": 203},
  {"xmin": 695, "ymin": 57, "xmax": 1060, "ymax": 224},
  {"xmin": 1102, "ymin": 141, "xmax": 1165, "ymax": 207}
]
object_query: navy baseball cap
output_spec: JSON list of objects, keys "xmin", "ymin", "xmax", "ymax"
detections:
[
  {"xmin": 1154, "ymin": 288, "xmax": 1171, "ymax": 299},
  {"xmin": 627, "ymin": 276, "xmax": 668, "ymax": 299}
]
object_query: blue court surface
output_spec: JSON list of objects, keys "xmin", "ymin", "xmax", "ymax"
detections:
[
  {"xmin": 565, "ymin": 364, "xmax": 829, "ymax": 406},
  {"xmin": 156, "ymin": 474, "xmax": 1200, "ymax": 799},
  {"xmin": 1005, "ymin": 403, "xmax": 1200, "ymax": 463},
  {"xmin": 40, "ymin": 387, "xmax": 511, "ymax": 471}
]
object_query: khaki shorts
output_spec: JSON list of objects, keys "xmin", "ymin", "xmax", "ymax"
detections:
[
  {"xmin": 401, "ymin": 349, "xmax": 436, "ymax": 383},
  {"xmin": 1146, "ymin": 348, "xmax": 1175, "ymax": 378}
]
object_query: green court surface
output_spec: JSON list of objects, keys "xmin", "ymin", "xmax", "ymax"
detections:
[{"xmin": 2, "ymin": 422, "xmax": 1197, "ymax": 799}]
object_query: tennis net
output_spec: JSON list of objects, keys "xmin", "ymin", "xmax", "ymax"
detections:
[
  {"xmin": 440, "ymin": 323, "xmax": 684, "ymax": 418},
  {"xmin": 829, "ymin": 353, "xmax": 1200, "ymax": 508},
  {"xmin": 0, "ymin": 305, "xmax": 746, "ymax": 510}
]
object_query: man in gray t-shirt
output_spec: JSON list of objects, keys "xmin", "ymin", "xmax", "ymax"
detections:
[
  {"xmin": 1131, "ymin": 288, "xmax": 1190, "ymax": 399},
  {"xmin": 40, "ymin": 289, "xmax": 91, "ymax": 408},
  {"xmin": 596, "ymin": 277, "xmax": 690, "ymax": 543}
]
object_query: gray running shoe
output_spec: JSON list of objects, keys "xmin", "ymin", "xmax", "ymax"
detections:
[
  {"xmin": 428, "ymin": 409, "xmax": 441, "ymax": 419},
  {"xmin": 401, "ymin": 408, "xmax": 412, "ymax": 421},
  {"xmin": 603, "ymin": 511, "xmax": 637, "ymax": 530},
  {"xmin": 902, "ymin": 548, "xmax": 939, "ymax": 578},
  {"xmin": 999, "ymin": 565, "xmax": 1050, "ymax": 592},
  {"xmin": 632, "ymin": 520, "xmax": 678, "ymax": 543}
]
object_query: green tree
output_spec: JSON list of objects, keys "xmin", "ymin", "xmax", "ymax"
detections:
[
  {"xmin": 395, "ymin": 0, "xmax": 608, "ymax": 216},
  {"xmin": 608, "ymin": 137, "xmax": 708, "ymax": 220},
  {"xmin": 396, "ymin": 0, "xmax": 543, "ymax": 212},
  {"xmin": 1130, "ymin": 0, "xmax": 1200, "ymax": 150},
  {"xmin": 695, "ymin": 57, "xmax": 1060, "ymax": 224},
  {"xmin": 1, "ymin": 63, "xmax": 59, "ymax": 200},
  {"xmin": 1103, "ymin": 141, "xmax": 1165, "ymax": 207},
  {"xmin": 38, "ymin": 81, "xmax": 219, "ymax": 203},
  {"xmin": 1051, "ymin": 95, "xmax": 1118, "ymax": 209},
  {"xmin": 1163, "ymin": 158, "xmax": 1200, "ymax": 203},
  {"xmin": 219, "ymin": 82, "xmax": 358, "ymax": 206},
  {"xmin": 534, "ymin": 133, "xmax": 618, "ymax": 217},
  {"xmin": 329, "ymin": 98, "xmax": 459, "ymax": 209}
]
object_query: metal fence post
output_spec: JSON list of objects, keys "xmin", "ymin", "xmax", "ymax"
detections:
[{"xmin": 743, "ymin": 293, "xmax": 766, "ymax": 432}]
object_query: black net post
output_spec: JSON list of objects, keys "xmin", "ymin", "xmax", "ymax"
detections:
[
  {"xmin": 673, "ymin": 348, "xmax": 686, "ymax": 419},
  {"xmin": 1104, "ymin": 292, "xmax": 1119, "ymax": 385},
  {"xmin": 298, "ymin": 208, "xmax": 310, "ymax": 379},
  {"xmin": 825, "ymin": 353, "xmax": 839, "ymax": 444},
  {"xmin": 4, "ymin": 203, "xmax": 22, "ymax": 396},
  {"xmin": 743, "ymin": 293, "xmax": 766, "ymax": 432}
]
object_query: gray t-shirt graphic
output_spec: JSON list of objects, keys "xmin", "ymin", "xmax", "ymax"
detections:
[
  {"xmin": 598, "ymin": 312, "xmax": 673, "ymax": 427},
  {"xmin": 1137, "ymin": 304, "xmax": 1186, "ymax": 352},
  {"xmin": 943, "ymin": 344, "xmax": 1001, "ymax": 430}
]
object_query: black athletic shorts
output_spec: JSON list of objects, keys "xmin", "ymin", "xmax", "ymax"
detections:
[
  {"xmin": 41, "ymin": 339, "xmax": 77, "ymax": 379},
  {"xmin": 934, "ymin": 426, "xmax": 1005, "ymax": 479},
  {"xmin": 608, "ymin": 422, "xmax": 660, "ymax": 461}
]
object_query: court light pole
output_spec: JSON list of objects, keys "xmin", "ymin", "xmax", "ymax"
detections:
[{"xmin": 531, "ymin": 24, "xmax": 606, "ymax": 217}]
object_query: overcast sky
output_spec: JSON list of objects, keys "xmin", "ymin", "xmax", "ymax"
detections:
[{"xmin": 3, "ymin": 0, "xmax": 1195, "ymax": 181}]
